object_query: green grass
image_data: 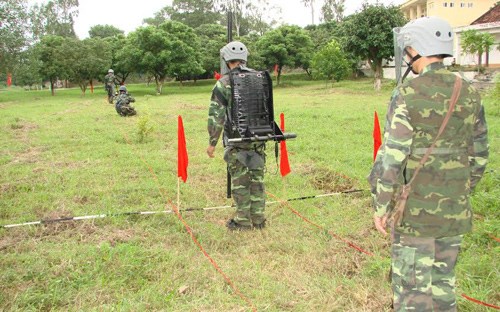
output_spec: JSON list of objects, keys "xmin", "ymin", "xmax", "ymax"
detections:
[{"xmin": 0, "ymin": 78, "xmax": 498, "ymax": 311}]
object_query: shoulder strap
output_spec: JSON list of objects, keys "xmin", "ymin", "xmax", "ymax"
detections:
[{"xmin": 406, "ymin": 75, "xmax": 462, "ymax": 186}]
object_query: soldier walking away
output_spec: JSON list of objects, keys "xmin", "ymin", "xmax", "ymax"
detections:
[
  {"xmin": 368, "ymin": 17, "xmax": 489, "ymax": 311},
  {"xmin": 206, "ymin": 41, "xmax": 269, "ymax": 231},
  {"xmin": 104, "ymin": 69, "xmax": 119, "ymax": 104},
  {"xmin": 115, "ymin": 85, "xmax": 136, "ymax": 117}
]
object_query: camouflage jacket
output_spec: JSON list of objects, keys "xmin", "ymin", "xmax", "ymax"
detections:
[
  {"xmin": 369, "ymin": 62, "xmax": 489, "ymax": 237},
  {"xmin": 207, "ymin": 66, "xmax": 264, "ymax": 150},
  {"xmin": 115, "ymin": 93, "xmax": 135, "ymax": 107},
  {"xmin": 104, "ymin": 73, "xmax": 118, "ymax": 86}
]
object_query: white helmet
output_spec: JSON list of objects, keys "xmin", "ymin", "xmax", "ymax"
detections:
[
  {"xmin": 108, "ymin": 69, "xmax": 114, "ymax": 73},
  {"xmin": 220, "ymin": 41, "xmax": 248, "ymax": 75},
  {"xmin": 393, "ymin": 16, "xmax": 454, "ymax": 83},
  {"xmin": 394, "ymin": 16, "xmax": 453, "ymax": 57},
  {"xmin": 220, "ymin": 41, "xmax": 248, "ymax": 62}
]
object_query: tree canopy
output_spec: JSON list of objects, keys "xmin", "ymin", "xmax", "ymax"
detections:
[
  {"xmin": 340, "ymin": 3, "xmax": 406, "ymax": 91},
  {"xmin": 89, "ymin": 25, "xmax": 124, "ymax": 39},
  {"xmin": 461, "ymin": 29, "xmax": 495, "ymax": 68},
  {"xmin": 256, "ymin": 25, "xmax": 314, "ymax": 85}
]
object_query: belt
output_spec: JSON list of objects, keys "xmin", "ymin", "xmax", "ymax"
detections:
[{"xmin": 412, "ymin": 147, "xmax": 467, "ymax": 155}]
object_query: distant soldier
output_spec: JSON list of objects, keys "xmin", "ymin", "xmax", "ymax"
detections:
[
  {"xmin": 104, "ymin": 69, "xmax": 119, "ymax": 103},
  {"xmin": 206, "ymin": 41, "xmax": 268, "ymax": 230},
  {"xmin": 115, "ymin": 85, "xmax": 136, "ymax": 117},
  {"xmin": 369, "ymin": 17, "xmax": 489, "ymax": 311}
]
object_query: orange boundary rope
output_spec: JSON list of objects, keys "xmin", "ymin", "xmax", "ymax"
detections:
[
  {"xmin": 266, "ymin": 191, "xmax": 373, "ymax": 256},
  {"xmin": 461, "ymin": 294, "xmax": 500, "ymax": 309},
  {"xmin": 121, "ymin": 131, "xmax": 257, "ymax": 311}
]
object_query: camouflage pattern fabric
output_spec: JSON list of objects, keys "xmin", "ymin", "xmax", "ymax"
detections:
[
  {"xmin": 208, "ymin": 66, "xmax": 267, "ymax": 226},
  {"xmin": 104, "ymin": 73, "xmax": 118, "ymax": 96},
  {"xmin": 392, "ymin": 234, "xmax": 462, "ymax": 311},
  {"xmin": 115, "ymin": 94, "xmax": 136, "ymax": 117},
  {"xmin": 369, "ymin": 62, "xmax": 489, "ymax": 238},
  {"xmin": 224, "ymin": 146, "xmax": 266, "ymax": 226}
]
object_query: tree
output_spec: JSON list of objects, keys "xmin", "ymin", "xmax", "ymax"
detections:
[
  {"xmin": 127, "ymin": 21, "xmax": 204, "ymax": 94},
  {"xmin": 111, "ymin": 35, "xmax": 136, "ymax": 84},
  {"xmin": 340, "ymin": 4, "xmax": 406, "ymax": 91},
  {"xmin": 256, "ymin": 25, "xmax": 314, "ymax": 85},
  {"xmin": 311, "ymin": 39, "xmax": 350, "ymax": 85},
  {"xmin": 36, "ymin": 35, "xmax": 71, "ymax": 95},
  {"xmin": 144, "ymin": 0, "xmax": 222, "ymax": 29},
  {"xmin": 30, "ymin": 0, "xmax": 79, "ymax": 39},
  {"xmin": 13, "ymin": 48, "xmax": 43, "ymax": 89},
  {"xmin": 321, "ymin": 0, "xmax": 346, "ymax": 22},
  {"xmin": 69, "ymin": 38, "xmax": 112, "ymax": 94},
  {"xmin": 89, "ymin": 25, "xmax": 124, "ymax": 39},
  {"xmin": 195, "ymin": 24, "xmax": 226, "ymax": 77},
  {"xmin": 461, "ymin": 29, "xmax": 495, "ymax": 68},
  {"xmin": 0, "ymin": 0, "xmax": 30, "ymax": 74}
]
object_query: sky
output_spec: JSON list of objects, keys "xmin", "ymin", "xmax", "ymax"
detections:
[{"xmin": 40, "ymin": 0, "xmax": 406, "ymax": 39}]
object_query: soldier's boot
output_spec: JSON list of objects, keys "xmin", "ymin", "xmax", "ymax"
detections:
[
  {"xmin": 226, "ymin": 219, "xmax": 252, "ymax": 231},
  {"xmin": 253, "ymin": 219, "xmax": 266, "ymax": 229}
]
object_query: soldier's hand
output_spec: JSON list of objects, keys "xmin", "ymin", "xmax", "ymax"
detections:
[
  {"xmin": 373, "ymin": 213, "xmax": 389, "ymax": 236},
  {"xmin": 206, "ymin": 145, "xmax": 215, "ymax": 158}
]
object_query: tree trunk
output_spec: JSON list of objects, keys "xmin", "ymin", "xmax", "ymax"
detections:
[
  {"xmin": 155, "ymin": 76, "xmax": 165, "ymax": 94},
  {"xmin": 50, "ymin": 79, "xmax": 55, "ymax": 96},
  {"xmin": 79, "ymin": 82, "xmax": 87, "ymax": 95},
  {"xmin": 486, "ymin": 50, "xmax": 489, "ymax": 67},
  {"xmin": 373, "ymin": 64, "xmax": 382, "ymax": 91}
]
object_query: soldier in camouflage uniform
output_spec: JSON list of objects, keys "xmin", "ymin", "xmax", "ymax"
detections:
[
  {"xmin": 104, "ymin": 69, "xmax": 119, "ymax": 104},
  {"xmin": 115, "ymin": 85, "xmax": 136, "ymax": 117},
  {"xmin": 368, "ymin": 17, "xmax": 489, "ymax": 311},
  {"xmin": 207, "ymin": 41, "xmax": 267, "ymax": 231}
]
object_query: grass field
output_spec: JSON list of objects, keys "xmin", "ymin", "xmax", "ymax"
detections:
[{"xmin": 0, "ymin": 77, "xmax": 498, "ymax": 311}]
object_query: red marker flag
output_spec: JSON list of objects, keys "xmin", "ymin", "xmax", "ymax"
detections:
[
  {"xmin": 279, "ymin": 113, "xmax": 291, "ymax": 177},
  {"xmin": 7, "ymin": 73, "xmax": 12, "ymax": 87},
  {"xmin": 177, "ymin": 115, "xmax": 188, "ymax": 182},
  {"xmin": 373, "ymin": 111, "xmax": 382, "ymax": 162},
  {"xmin": 214, "ymin": 71, "xmax": 221, "ymax": 80}
]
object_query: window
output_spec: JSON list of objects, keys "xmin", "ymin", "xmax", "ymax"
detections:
[
  {"xmin": 461, "ymin": 2, "xmax": 465, "ymax": 7},
  {"xmin": 450, "ymin": 2, "xmax": 454, "ymax": 7},
  {"xmin": 444, "ymin": 2, "xmax": 448, "ymax": 7},
  {"xmin": 468, "ymin": 2, "xmax": 473, "ymax": 7}
]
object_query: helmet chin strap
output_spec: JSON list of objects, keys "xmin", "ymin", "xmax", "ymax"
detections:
[{"xmin": 401, "ymin": 50, "xmax": 422, "ymax": 82}]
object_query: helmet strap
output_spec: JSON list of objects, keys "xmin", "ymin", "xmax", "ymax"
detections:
[{"xmin": 401, "ymin": 51, "xmax": 422, "ymax": 82}]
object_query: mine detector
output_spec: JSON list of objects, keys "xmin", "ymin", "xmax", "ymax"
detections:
[{"xmin": 222, "ymin": 11, "xmax": 297, "ymax": 198}]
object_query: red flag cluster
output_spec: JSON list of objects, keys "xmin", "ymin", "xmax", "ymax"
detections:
[
  {"xmin": 177, "ymin": 116, "xmax": 189, "ymax": 182},
  {"xmin": 273, "ymin": 64, "xmax": 278, "ymax": 77},
  {"xmin": 7, "ymin": 73, "xmax": 12, "ymax": 87},
  {"xmin": 373, "ymin": 111, "xmax": 382, "ymax": 162},
  {"xmin": 279, "ymin": 113, "xmax": 291, "ymax": 177}
]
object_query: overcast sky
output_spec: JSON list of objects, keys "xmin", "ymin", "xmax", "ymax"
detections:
[{"xmin": 33, "ymin": 0, "xmax": 406, "ymax": 39}]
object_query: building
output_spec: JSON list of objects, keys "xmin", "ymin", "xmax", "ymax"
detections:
[
  {"xmin": 454, "ymin": 4, "xmax": 500, "ymax": 67},
  {"xmin": 400, "ymin": 0, "xmax": 498, "ymax": 27},
  {"xmin": 399, "ymin": 1, "xmax": 500, "ymax": 67}
]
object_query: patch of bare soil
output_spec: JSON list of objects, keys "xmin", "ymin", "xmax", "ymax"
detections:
[{"xmin": 296, "ymin": 164, "xmax": 355, "ymax": 193}]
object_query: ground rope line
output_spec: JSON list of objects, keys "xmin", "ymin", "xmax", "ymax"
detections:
[
  {"xmin": 120, "ymin": 131, "xmax": 257, "ymax": 312},
  {"xmin": 266, "ymin": 191, "xmax": 374, "ymax": 256},
  {"xmin": 0, "ymin": 190, "xmax": 365, "ymax": 228}
]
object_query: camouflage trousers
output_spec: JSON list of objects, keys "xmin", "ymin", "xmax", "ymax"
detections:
[
  {"xmin": 391, "ymin": 233, "xmax": 463, "ymax": 311},
  {"xmin": 116, "ymin": 104, "xmax": 136, "ymax": 117},
  {"xmin": 224, "ymin": 146, "xmax": 266, "ymax": 226}
]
